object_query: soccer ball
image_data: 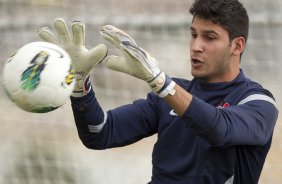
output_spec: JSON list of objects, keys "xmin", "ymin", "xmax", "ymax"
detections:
[{"xmin": 2, "ymin": 42, "xmax": 75, "ymax": 113}]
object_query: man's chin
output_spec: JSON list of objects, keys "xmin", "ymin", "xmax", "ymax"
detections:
[
  {"xmin": 191, "ymin": 71, "xmax": 205, "ymax": 79},
  {"xmin": 191, "ymin": 72, "xmax": 209, "ymax": 82}
]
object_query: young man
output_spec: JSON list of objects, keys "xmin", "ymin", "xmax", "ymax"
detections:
[{"xmin": 38, "ymin": 0, "xmax": 278, "ymax": 183}]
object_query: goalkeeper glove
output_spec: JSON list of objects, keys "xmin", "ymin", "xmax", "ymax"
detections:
[
  {"xmin": 100, "ymin": 25, "xmax": 175, "ymax": 98},
  {"xmin": 38, "ymin": 18, "xmax": 107, "ymax": 97}
]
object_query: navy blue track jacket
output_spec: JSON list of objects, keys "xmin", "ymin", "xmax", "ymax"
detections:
[{"xmin": 71, "ymin": 70, "xmax": 278, "ymax": 184}]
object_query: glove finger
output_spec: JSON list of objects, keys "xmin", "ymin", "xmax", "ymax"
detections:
[
  {"xmin": 53, "ymin": 18, "xmax": 72, "ymax": 45},
  {"xmin": 37, "ymin": 27, "xmax": 59, "ymax": 44},
  {"xmin": 100, "ymin": 25, "xmax": 137, "ymax": 49},
  {"xmin": 88, "ymin": 44, "xmax": 108, "ymax": 66},
  {"xmin": 72, "ymin": 21, "xmax": 85, "ymax": 46},
  {"xmin": 101, "ymin": 25, "xmax": 145, "ymax": 63},
  {"xmin": 104, "ymin": 56, "xmax": 129, "ymax": 74}
]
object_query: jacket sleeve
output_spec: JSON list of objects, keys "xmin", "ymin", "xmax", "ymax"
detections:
[
  {"xmin": 70, "ymin": 90, "xmax": 159, "ymax": 150},
  {"xmin": 182, "ymin": 93, "xmax": 279, "ymax": 147}
]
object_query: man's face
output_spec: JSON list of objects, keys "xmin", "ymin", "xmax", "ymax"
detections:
[{"xmin": 189, "ymin": 16, "xmax": 235, "ymax": 83}]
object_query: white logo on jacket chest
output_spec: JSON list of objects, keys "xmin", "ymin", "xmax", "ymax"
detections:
[{"xmin": 169, "ymin": 109, "xmax": 178, "ymax": 116}]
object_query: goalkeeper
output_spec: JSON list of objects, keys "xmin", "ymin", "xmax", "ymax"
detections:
[{"xmin": 38, "ymin": 0, "xmax": 278, "ymax": 183}]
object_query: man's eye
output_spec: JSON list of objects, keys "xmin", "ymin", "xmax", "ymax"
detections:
[
  {"xmin": 206, "ymin": 36, "xmax": 216, "ymax": 40},
  {"xmin": 191, "ymin": 33, "xmax": 197, "ymax": 38}
]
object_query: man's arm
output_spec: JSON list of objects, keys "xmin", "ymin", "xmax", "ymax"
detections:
[
  {"xmin": 71, "ymin": 90, "xmax": 159, "ymax": 150},
  {"xmin": 182, "ymin": 92, "xmax": 278, "ymax": 146},
  {"xmin": 160, "ymin": 81, "xmax": 278, "ymax": 146},
  {"xmin": 163, "ymin": 84, "xmax": 193, "ymax": 116}
]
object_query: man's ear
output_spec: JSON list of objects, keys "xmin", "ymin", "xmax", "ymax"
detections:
[{"xmin": 232, "ymin": 37, "xmax": 245, "ymax": 56}]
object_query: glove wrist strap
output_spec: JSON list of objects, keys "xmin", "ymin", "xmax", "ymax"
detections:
[
  {"xmin": 72, "ymin": 75, "xmax": 92, "ymax": 97},
  {"xmin": 158, "ymin": 80, "xmax": 176, "ymax": 98},
  {"xmin": 148, "ymin": 72, "xmax": 176, "ymax": 98}
]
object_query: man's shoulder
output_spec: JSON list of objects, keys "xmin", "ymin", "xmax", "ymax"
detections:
[
  {"xmin": 243, "ymin": 76, "xmax": 263, "ymax": 88},
  {"xmin": 227, "ymin": 76, "xmax": 276, "ymax": 105},
  {"xmin": 241, "ymin": 77, "xmax": 275, "ymax": 98}
]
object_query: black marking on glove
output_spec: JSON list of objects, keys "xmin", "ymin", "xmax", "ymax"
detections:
[
  {"xmin": 98, "ymin": 49, "xmax": 108, "ymax": 64},
  {"xmin": 122, "ymin": 41, "xmax": 147, "ymax": 59}
]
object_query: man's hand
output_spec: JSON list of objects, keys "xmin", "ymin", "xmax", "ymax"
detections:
[
  {"xmin": 100, "ymin": 25, "xmax": 175, "ymax": 97},
  {"xmin": 38, "ymin": 18, "xmax": 107, "ymax": 97}
]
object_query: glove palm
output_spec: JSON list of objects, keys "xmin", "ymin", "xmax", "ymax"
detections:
[
  {"xmin": 100, "ymin": 25, "xmax": 175, "ymax": 97},
  {"xmin": 38, "ymin": 18, "xmax": 107, "ymax": 97}
]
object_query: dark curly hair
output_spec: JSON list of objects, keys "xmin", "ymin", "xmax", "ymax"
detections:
[{"xmin": 189, "ymin": 0, "xmax": 249, "ymax": 42}]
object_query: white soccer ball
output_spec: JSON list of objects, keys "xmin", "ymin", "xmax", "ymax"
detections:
[{"xmin": 2, "ymin": 42, "xmax": 75, "ymax": 113}]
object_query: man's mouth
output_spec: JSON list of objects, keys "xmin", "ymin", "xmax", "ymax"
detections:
[{"xmin": 191, "ymin": 57, "xmax": 204, "ymax": 67}]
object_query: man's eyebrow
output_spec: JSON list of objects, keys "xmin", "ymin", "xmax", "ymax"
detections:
[
  {"xmin": 202, "ymin": 30, "xmax": 219, "ymax": 35},
  {"xmin": 190, "ymin": 26, "xmax": 219, "ymax": 35}
]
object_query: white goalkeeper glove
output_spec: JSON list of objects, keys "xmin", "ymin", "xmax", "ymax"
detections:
[
  {"xmin": 100, "ymin": 25, "xmax": 175, "ymax": 98},
  {"xmin": 38, "ymin": 18, "xmax": 107, "ymax": 97}
]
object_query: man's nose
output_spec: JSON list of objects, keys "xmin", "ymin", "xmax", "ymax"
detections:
[{"xmin": 190, "ymin": 38, "xmax": 204, "ymax": 53}]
